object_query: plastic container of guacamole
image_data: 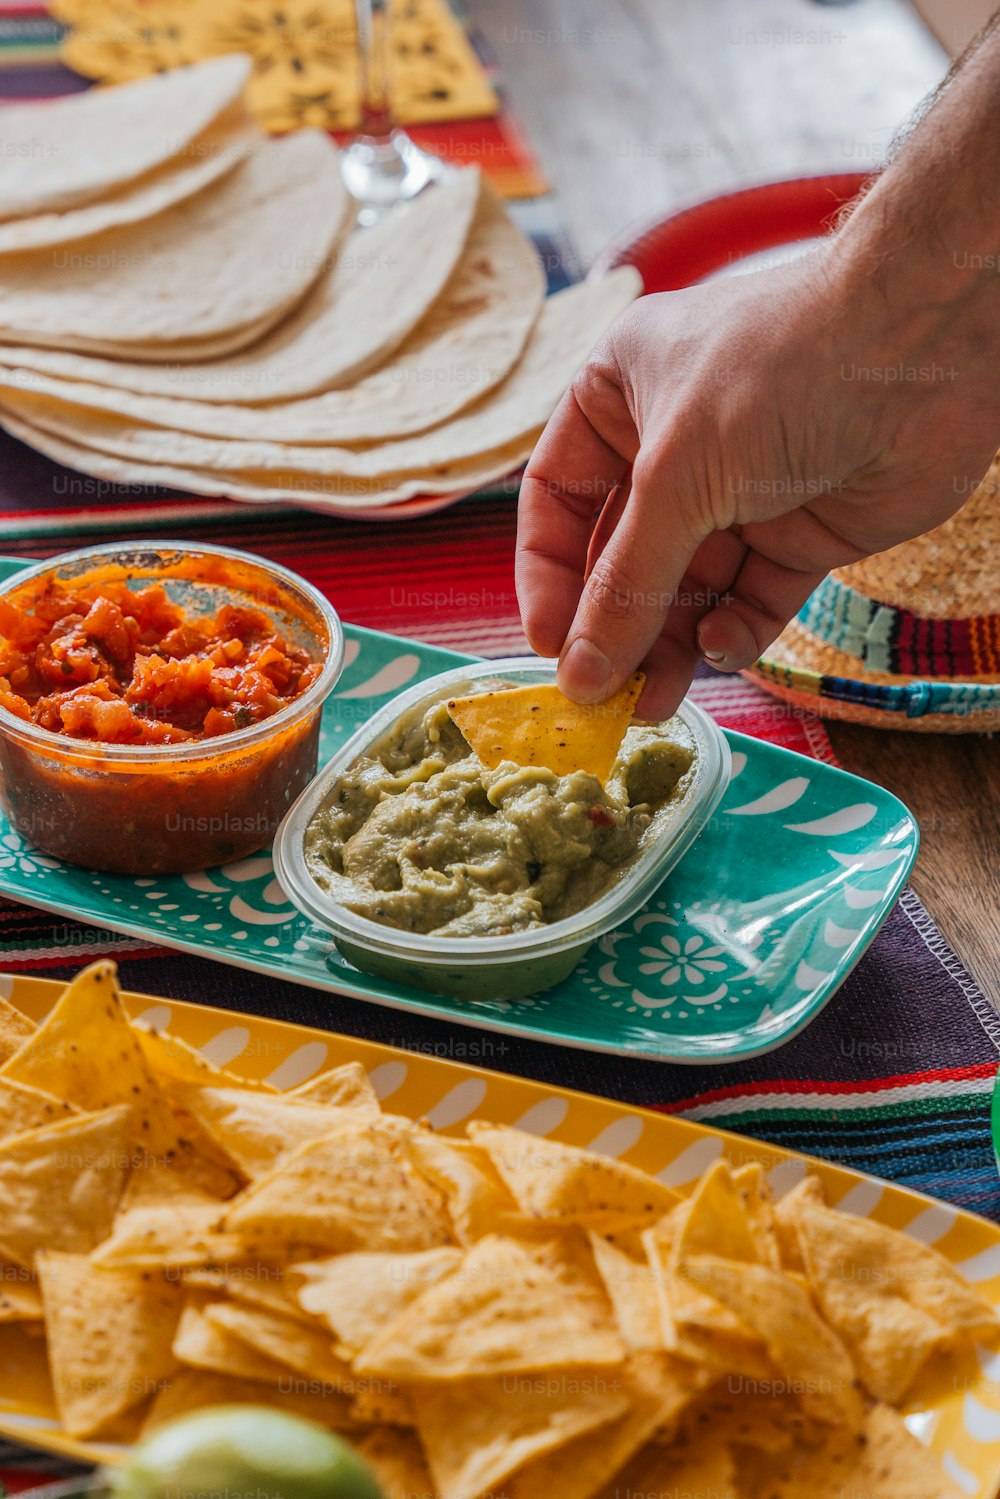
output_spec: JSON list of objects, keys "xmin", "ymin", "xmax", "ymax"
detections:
[{"xmin": 274, "ymin": 658, "xmax": 730, "ymax": 1002}]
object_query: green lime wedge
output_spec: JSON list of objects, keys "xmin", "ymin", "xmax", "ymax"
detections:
[{"xmin": 108, "ymin": 1407, "xmax": 384, "ymax": 1499}]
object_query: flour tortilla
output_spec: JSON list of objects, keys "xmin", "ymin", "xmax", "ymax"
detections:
[
  {"xmin": 0, "ymin": 271, "xmax": 640, "ymax": 493},
  {"xmin": 0, "ymin": 55, "xmax": 251, "ymax": 220},
  {"xmin": 0, "ymin": 168, "xmax": 481, "ymax": 399},
  {"xmin": 0, "ymin": 113, "xmax": 257, "ymax": 255},
  {"xmin": 0, "ymin": 184, "xmax": 544, "ymax": 443},
  {"xmin": 0, "ymin": 131, "xmax": 348, "ymax": 354}
]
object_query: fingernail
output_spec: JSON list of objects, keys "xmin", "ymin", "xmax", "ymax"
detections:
[
  {"xmin": 558, "ymin": 638, "xmax": 613, "ymax": 702},
  {"xmin": 702, "ymin": 647, "xmax": 726, "ymax": 664}
]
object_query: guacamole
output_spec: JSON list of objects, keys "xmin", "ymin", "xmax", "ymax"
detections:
[{"xmin": 303, "ymin": 681, "xmax": 697, "ymax": 938}]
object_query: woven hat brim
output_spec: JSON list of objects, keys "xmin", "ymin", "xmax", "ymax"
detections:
[{"xmin": 748, "ymin": 619, "xmax": 1000, "ymax": 734}]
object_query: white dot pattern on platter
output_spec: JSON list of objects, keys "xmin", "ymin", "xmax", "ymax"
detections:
[
  {"xmin": 824, "ymin": 918, "xmax": 862, "ymax": 949},
  {"xmin": 796, "ymin": 959, "xmax": 832, "ymax": 989},
  {"xmin": 512, "ymin": 1097, "xmax": 569, "ymax": 1136},
  {"xmin": 829, "ymin": 847, "xmax": 908, "ymax": 870},
  {"xmin": 962, "ymin": 1393, "xmax": 1000, "ymax": 1442},
  {"xmin": 200, "ymin": 1026, "xmax": 251, "ymax": 1067},
  {"xmin": 942, "ymin": 1449, "xmax": 979, "ymax": 1496},
  {"xmin": 844, "ymin": 884, "xmax": 888, "ymax": 910},
  {"xmin": 368, "ymin": 1060, "xmax": 408, "ymax": 1100},
  {"xmin": 767, "ymin": 1157, "xmax": 808, "ymax": 1200},
  {"xmin": 655, "ymin": 1134, "xmax": 723, "ymax": 1187},
  {"xmin": 337, "ymin": 653, "xmax": 421, "ymax": 700},
  {"xmin": 905, "ymin": 1202, "xmax": 958, "ymax": 1245},
  {"xmin": 958, "ymin": 1244, "xmax": 1000, "ymax": 1284},
  {"xmin": 426, "ymin": 1078, "xmax": 488, "ymax": 1130},
  {"xmin": 132, "ymin": 1004, "xmax": 173, "ymax": 1032},
  {"xmin": 786, "ymin": 802, "xmax": 877, "ymax": 836},
  {"xmin": 727, "ymin": 776, "xmax": 810, "ymax": 817},
  {"xmin": 265, "ymin": 1041, "xmax": 329, "ymax": 1091},
  {"xmin": 978, "ymin": 1346, "xmax": 1000, "ymax": 1381},
  {"xmin": 585, "ymin": 1115, "xmax": 643, "ymax": 1158},
  {"xmin": 834, "ymin": 1179, "xmax": 884, "ymax": 1217}
]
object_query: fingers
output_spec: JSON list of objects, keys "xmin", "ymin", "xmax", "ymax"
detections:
[
  {"xmin": 555, "ymin": 450, "xmax": 709, "ymax": 704},
  {"xmin": 516, "ymin": 363, "xmax": 637, "ymax": 659},
  {"xmin": 696, "ymin": 548, "xmax": 827, "ymax": 671}
]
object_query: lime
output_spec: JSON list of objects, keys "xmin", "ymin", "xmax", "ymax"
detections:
[{"xmin": 108, "ymin": 1407, "xmax": 384, "ymax": 1499}]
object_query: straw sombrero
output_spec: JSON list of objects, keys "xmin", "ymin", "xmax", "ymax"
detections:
[{"xmin": 745, "ymin": 456, "xmax": 1000, "ymax": 733}]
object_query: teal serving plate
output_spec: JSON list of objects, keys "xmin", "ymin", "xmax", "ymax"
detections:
[{"xmin": 0, "ymin": 557, "xmax": 917, "ymax": 1063}]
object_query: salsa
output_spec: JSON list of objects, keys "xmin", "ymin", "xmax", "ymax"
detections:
[
  {"xmin": 304, "ymin": 682, "xmax": 697, "ymax": 938},
  {"xmin": 0, "ymin": 581, "xmax": 321, "ymax": 745},
  {"xmin": 0, "ymin": 550, "xmax": 337, "ymax": 876}
]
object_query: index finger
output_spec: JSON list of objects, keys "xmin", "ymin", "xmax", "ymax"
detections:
[{"xmin": 515, "ymin": 384, "xmax": 634, "ymax": 659}]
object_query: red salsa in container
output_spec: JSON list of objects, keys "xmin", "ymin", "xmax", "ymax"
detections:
[{"xmin": 0, "ymin": 545, "xmax": 343, "ymax": 875}]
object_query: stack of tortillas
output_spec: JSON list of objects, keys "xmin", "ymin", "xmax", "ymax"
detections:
[{"xmin": 0, "ymin": 57, "xmax": 640, "ymax": 519}]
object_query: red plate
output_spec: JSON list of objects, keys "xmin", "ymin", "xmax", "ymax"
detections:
[{"xmin": 590, "ymin": 172, "xmax": 868, "ymax": 289}]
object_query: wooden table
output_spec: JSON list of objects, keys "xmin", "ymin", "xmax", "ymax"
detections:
[{"xmin": 469, "ymin": 0, "xmax": 1000, "ymax": 1001}]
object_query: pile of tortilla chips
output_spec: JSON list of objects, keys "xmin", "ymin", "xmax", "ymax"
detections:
[{"xmin": 0, "ymin": 960, "xmax": 992, "ymax": 1499}]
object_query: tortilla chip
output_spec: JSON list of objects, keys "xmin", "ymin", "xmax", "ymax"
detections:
[
  {"xmin": 606, "ymin": 1427, "xmax": 738, "ymax": 1499},
  {"xmin": 90, "ymin": 1162, "xmax": 235, "ymax": 1268},
  {"xmin": 447, "ymin": 673, "xmax": 644, "ymax": 783},
  {"xmin": 526, "ymin": 1229, "xmax": 623, "ymax": 1339},
  {"xmin": 37, "ymin": 1250, "xmax": 181, "ymax": 1438},
  {"xmin": 0, "ymin": 1259, "xmax": 42, "ymax": 1323},
  {"xmin": 0, "ymin": 1105, "xmax": 132, "ymax": 1268},
  {"xmin": 354, "ymin": 1234, "xmax": 624, "ymax": 1381},
  {"xmin": 204, "ymin": 1300, "xmax": 354, "ymax": 1390},
  {"xmin": 133, "ymin": 1025, "xmax": 275, "ymax": 1092},
  {"xmin": 0, "ymin": 1078, "xmax": 75, "ymax": 1143},
  {"xmin": 588, "ymin": 1232, "xmax": 664, "ymax": 1351},
  {"xmin": 733, "ymin": 1162, "xmax": 782, "ymax": 1269},
  {"xmin": 289, "ymin": 1062, "xmax": 381, "ymax": 1117},
  {"xmin": 415, "ymin": 1368, "xmax": 629, "ymax": 1499},
  {"xmin": 780, "ymin": 1183, "xmax": 996, "ymax": 1403},
  {"xmin": 467, "ymin": 1123, "xmax": 679, "ymax": 1231},
  {"xmin": 172, "ymin": 1298, "xmax": 290, "ymax": 1384},
  {"xmin": 506, "ymin": 1352, "xmax": 706, "ymax": 1499},
  {"xmin": 349, "ymin": 1383, "xmax": 416, "ymax": 1428},
  {"xmin": 642, "ymin": 1215, "xmax": 775, "ymax": 1380},
  {"xmin": 353, "ymin": 1429, "xmax": 434, "ymax": 1499},
  {"xmin": 174, "ymin": 1084, "xmax": 371, "ymax": 1178},
  {"xmin": 294, "ymin": 1247, "xmax": 463, "ymax": 1355},
  {"xmin": 142, "ymin": 1366, "xmax": 359, "ymax": 1435},
  {"xmin": 0, "ymin": 961, "xmax": 180, "ymax": 1157},
  {"xmin": 757, "ymin": 1400, "xmax": 964, "ymax": 1499},
  {"xmin": 405, "ymin": 1132, "xmax": 525, "ymax": 1244},
  {"xmin": 672, "ymin": 1382, "xmax": 820, "ymax": 1454},
  {"xmin": 681, "ymin": 1254, "xmax": 863, "ymax": 1429},
  {"xmin": 189, "ymin": 1262, "xmax": 320, "ymax": 1328},
  {"xmin": 223, "ymin": 1118, "xmax": 453, "ymax": 1254},
  {"xmin": 0, "ymin": 994, "xmax": 35, "ymax": 1064}
]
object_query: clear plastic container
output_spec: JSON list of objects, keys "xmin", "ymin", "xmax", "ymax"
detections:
[
  {"xmin": 274, "ymin": 658, "xmax": 731, "ymax": 1001},
  {"xmin": 0, "ymin": 542, "xmax": 345, "ymax": 875}
]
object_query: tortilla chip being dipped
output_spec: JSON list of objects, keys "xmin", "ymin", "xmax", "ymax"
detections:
[{"xmin": 447, "ymin": 671, "xmax": 645, "ymax": 783}]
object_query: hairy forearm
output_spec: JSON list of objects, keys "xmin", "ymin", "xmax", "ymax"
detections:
[{"xmin": 827, "ymin": 14, "xmax": 1000, "ymax": 344}]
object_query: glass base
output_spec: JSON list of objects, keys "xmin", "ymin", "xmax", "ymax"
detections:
[{"xmin": 341, "ymin": 130, "xmax": 444, "ymax": 222}]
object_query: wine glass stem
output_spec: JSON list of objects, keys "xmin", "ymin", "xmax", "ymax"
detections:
[{"xmin": 356, "ymin": 0, "xmax": 394, "ymax": 140}]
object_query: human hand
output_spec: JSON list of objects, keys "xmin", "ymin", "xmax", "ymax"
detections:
[{"xmin": 515, "ymin": 243, "xmax": 999, "ymax": 720}]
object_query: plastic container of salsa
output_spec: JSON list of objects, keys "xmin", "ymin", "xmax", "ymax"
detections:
[
  {"xmin": 274, "ymin": 658, "xmax": 730, "ymax": 1001},
  {"xmin": 0, "ymin": 542, "xmax": 344, "ymax": 875}
]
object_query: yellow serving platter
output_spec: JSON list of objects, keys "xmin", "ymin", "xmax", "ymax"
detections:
[{"xmin": 1, "ymin": 972, "xmax": 1000, "ymax": 1495}]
